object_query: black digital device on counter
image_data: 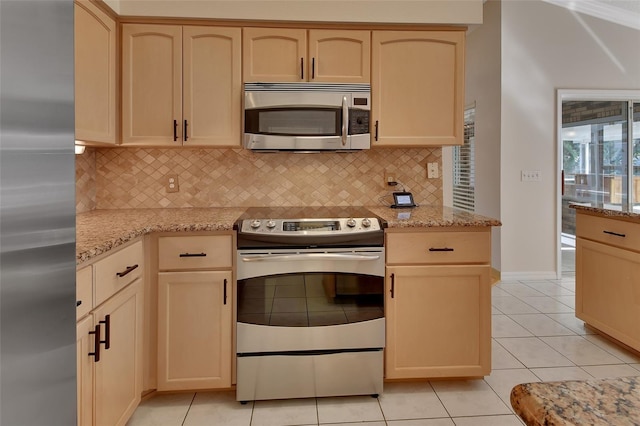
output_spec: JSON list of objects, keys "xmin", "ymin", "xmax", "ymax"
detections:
[{"xmin": 391, "ymin": 192, "xmax": 417, "ymax": 208}]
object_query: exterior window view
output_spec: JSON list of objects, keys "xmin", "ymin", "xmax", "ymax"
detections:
[
  {"xmin": 562, "ymin": 100, "xmax": 640, "ymax": 237},
  {"xmin": 1, "ymin": 0, "xmax": 640, "ymax": 425}
]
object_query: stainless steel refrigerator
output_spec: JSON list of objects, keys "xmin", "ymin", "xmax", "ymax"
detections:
[{"xmin": 0, "ymin": 0, "xmax": 76, "ymax": 424}]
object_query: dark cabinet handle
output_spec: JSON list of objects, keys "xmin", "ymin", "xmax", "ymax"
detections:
[
  {"xmin": 390, "ymin": 273, "xmax": 395, "ymax": 299},
  {"xmin": 312, "ymin": 57, "xmax": 315, "ymax": 79},
  {"xmin": 116, "ymin": 264, "xmax": 139, "ymax": 278},
  {"xmin": 99, "ymin": 315, "xmax": 111, "ymax": 350},
  {"xmin": 89, "ymin": 324, "xmax": 101, "ymax": 363},
  {"xmin": 375, "ymin": 120, "xmax": 379, "ymax": 141},
  {"xmin": 76, "ymin": 300, "xmax": 82, "ymax": 307},
  {"xmin": 179, "ymin": 252, "xmax": 207, "ymax": 258},
  {"xmin": 173, "ymin": 119, "xmax": 178, "ymax": 142},
  {"xmin": 223, "ymin": 278, "xmax": 228, "ymax": 305},
  {"xmin": 603, "ymin": 230, "xmax": 626, "ymax": 238},
  {"xmin": 300, "ymin": 57, "xmax": 304, "ymax": 80},
  {"xmin": 429, "ymin": 247, "xmax": 455, "ymax": 252},
  {"xmin": 184, "ymin": 119, "xmax": 188, "ymax": 141}
]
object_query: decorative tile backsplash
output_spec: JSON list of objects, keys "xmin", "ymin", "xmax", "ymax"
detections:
[
  {"xmin": 76, "ymin": 147, "xmax": 442, "ymax": 211},
  {"xmin": 76, "ymin": 147, "xmax": 97, "ymax": 213}
]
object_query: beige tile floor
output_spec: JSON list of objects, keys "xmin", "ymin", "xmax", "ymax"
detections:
[{"xmin": 127, "ymin": 266, "xmax": 640, "ymax": 426}]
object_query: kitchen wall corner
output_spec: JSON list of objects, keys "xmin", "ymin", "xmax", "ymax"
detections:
[{"xmin": 76, "ymin": 147, "xmax": 97, "ymax": 213}]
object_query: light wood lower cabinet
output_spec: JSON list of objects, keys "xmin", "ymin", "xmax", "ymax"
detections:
[
  {"xmin": 384, "ymin": 229, "xmax": 492, "ymax": 379},
  {"xmin": 93, "ymin": 279, "xmax": 144, "ymax": 426},
  {"xmin": 157, "ymin": 271, "xmax": 232, "ymax": 390},
  {"xmin": 77, "ymin": 315, "xmax": 95, "ymax": 426},
  {"xmin": 76, "ymin": 239, "xmax": 144, "ymax": 426},
  {"xmin": 156, "ymin": 233, "xmax": 234, "ymax": 391},
  {"xmin": 385, "ymin": 265, "xmax": 491, "ymax": 379},
  {"xmin": 576, "ymin": 237, "xmax": 640, "ymax": 351}
]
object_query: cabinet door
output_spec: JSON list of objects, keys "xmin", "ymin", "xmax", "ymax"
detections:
[
  {"xmin": 93, "ymin": 279, "xmax": 143, "ymax": 426},
  {"xmin": 183, "ymin": 27, "xmax": 242, "ymax": 147},
  {"xmin": 74, "ymin": 0, "xmax": 116, "ymax": 145},
  {"xmin": 371, "ymin": 31, "xmax": 464, "ymax": 147},
  {"xmin": 385, "ymin": 265, "xmax": 490, "ymax": 379},
  {"xmin": 122, "ymin": 24, "xmax": 182, "ymax": 146},
  {"xmin": 243, "ymin": 28, "xmax": 307, "ymax": 82},
  {"xmin": 308, "ymin": 30, "xmax": 370, "ymax": 83},
  {"xmin": 157, "ymin": 271, "xmax": 232, "ymax": 391},
  {"xmin": 576, "ymin": 238, "xmax": 640, "ymax": 350},
  {"xmin": 77, "ymin": 315, "xmax": 94, "ymax": 426}
]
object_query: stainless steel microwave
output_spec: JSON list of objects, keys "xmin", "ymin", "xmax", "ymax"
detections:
[{"xmin": 243, "ymin": 83, "xmax": 371, "ymax": 152}]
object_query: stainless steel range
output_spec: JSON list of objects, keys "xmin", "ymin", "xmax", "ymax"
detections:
[{"xmin": 235, "ymin": 207, "xmax": 385, "ymax": 402}]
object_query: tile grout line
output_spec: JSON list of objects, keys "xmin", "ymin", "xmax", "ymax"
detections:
[{"xmin": 180, "ymin": 392, "xmax": 198, "ymax": 426}]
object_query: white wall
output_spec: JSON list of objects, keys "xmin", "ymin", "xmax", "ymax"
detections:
[
  {"xmin": 499, "ymin": 0, "xmax": 640, "ymax": 279},
  {"xmin": 103, "ymin": 0, "xmax": 483, "ymax": 24},
  {"xmin": 464, "ymin": 0, "xmax": 502, "ymax": 270}
]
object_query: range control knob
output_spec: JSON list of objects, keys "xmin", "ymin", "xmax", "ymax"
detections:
[
  {"xmin": 346, "ymin": 218, "xmax": 357, "ymax": 228},
  {"xmin": 362, "ymin": 218, "xmax": 372, "ymax": 228},
  {"xmin": 266, "ymin": 220, "xmax": 276, "ymax": 229},
  {"xmin": 250, "ymin": 220, "xmax": 261, "ymax": 229}
]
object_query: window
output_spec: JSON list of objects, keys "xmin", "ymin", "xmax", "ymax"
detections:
[
  {"xmin": 453, "ymin": 105, "xmax": 476, "ymax": 212},
  {"xmin": 562, "ymin": 99, "xmax": 640, "ymax": 213}
]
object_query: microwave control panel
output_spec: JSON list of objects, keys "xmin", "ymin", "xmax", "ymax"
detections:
[{"xmin": 349, "ymin": 109, "xmax": 370, "ymax": 135}]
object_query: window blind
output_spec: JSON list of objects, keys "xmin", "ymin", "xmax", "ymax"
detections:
[{"xmin": 453, "ymin": 106, "xmax": 475, "ymax": 212}]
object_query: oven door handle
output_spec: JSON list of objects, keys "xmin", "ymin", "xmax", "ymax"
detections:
[{"xmin": 240, "ymin": 253, "xmax": 381, "ymax": 262}]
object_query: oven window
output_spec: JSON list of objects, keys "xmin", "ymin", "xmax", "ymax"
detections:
[
  {"xmin": 245, "ymin": 108, "xmax": 341, "ymax": 136},
  {"xmin": 237, "ymin": 273, "xmax": 384, "ymax": 327}
]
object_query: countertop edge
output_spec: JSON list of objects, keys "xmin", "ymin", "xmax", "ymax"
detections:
[{"xmin": 77, "ymin": 206, "xmax": 501, "ymax": 265}]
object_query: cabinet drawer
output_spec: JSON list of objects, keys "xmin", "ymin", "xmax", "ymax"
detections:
[
  {"xmin": 158, "ymin": 235, "xmax": 232, "ymax": 270},
  {"xmin": 386, "ymin": 231, "xmax": 490, "ymax": 265},
  {"xmin": 94, "ymin": 240, "xmax": 144, "ymax": 306},
  {"xmin": 576, "ymin": 213, "xmax": 640, "ymax": 252},
  {"xmin": 76, "ymin": 265, "xmax": 93, "ymax": 320}
]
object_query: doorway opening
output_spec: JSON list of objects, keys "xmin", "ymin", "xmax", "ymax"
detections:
[{"xmin": 557, "ymin": 90, "xmax": 640, "ymax": 277}]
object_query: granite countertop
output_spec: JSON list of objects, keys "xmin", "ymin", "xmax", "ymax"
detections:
[
  {"xmin": 570, "ymin": 204, "xmax": 640, "ymax": 222},
  {"xmin": 368, "ymin": 205, "xmax": 501, "ymax": 228},
  {"xmin": 76, "ymin": 208, "xmax": 245, "ymax": 263},
  {"xmin": 510, "ymin": 376, "xmax": 640, "ymax": 426},
  {"xmin": 77, "ymin": 206, "xmax": 501, "ymax": 264}
]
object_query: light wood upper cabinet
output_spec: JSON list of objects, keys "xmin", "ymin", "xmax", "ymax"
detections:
[
  {"xmin": 122, "ymin": 24, "xmax": 241, "ymax": 147},
  {"xmin": 74, "ymin": 0, "xmax": 116, "ymax": 145},
  {"xmin": 183, "ymin": 27, "xmax": 242, "ymax": 147},
  {"xmin": 371, "ymin": 30, "xmax": 465, "ymax": 147},
  {"xmin": 243, "ymin": 28, "xmax": 306, "ymax": 82},
  {"xmin": 243, "ymin": 28, "xmax": 370, "ymax": 83},
  {"xmin": 122, "ymin": 24, "xmax": 182, "ymax": 146},
  {"xmin": 309, "ymin": 30, "xmax": 370, "ymax": 83}
]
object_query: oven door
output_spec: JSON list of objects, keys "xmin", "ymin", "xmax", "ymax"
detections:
[{"xmin": 236, "ymin": 247, "xmax": 385, "ymax": 353}]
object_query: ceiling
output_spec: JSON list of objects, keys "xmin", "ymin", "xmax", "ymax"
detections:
[{"xmin": 541, "ymin": 0, "xmax": 640, "ymax": 30}]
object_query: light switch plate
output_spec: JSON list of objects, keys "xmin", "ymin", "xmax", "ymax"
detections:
[{"xmin": 427, "ymin": 162, "xmax": 439, "ymax": 179}]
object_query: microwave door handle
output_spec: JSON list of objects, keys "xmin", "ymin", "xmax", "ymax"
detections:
[{"xmin": 341, "ymin": 96, "xmax": 348, "ymax": 146}]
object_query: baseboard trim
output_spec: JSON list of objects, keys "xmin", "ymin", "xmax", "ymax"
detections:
[
  {"xmin": 491, "ymin": 268, "xmax": 501, "ymax": 285},
  {"xmin": 500, "ymin": 271, "xmax": 559, "ymax": 281}
]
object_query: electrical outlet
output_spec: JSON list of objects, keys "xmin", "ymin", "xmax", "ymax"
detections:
[
  {"xmin": 521, "ymin": 170, "xmax": 541, "ymax": 182},
  {"xmin": 384, "ymin": 170, "xmax": 397, "ymax": 188},
  {"xmin": 427, "ymin": 162, "xmax": 439, "ymax": 179},
  {"xmin": 165, "ymin": 174, "xmax": 179, "ymax": 193}
]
